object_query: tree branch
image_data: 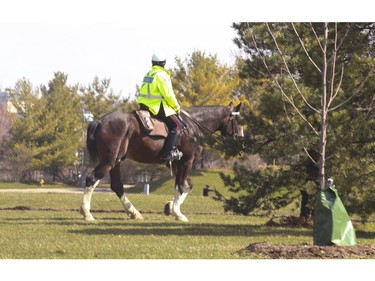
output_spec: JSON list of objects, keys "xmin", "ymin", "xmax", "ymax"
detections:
[
  {"xmin": 309, "ymin": 23, "xmax": 323, "ymax": 52},
  {"xmin": 248, "ymin": 24, "xmax": 319, "ymax": 136},
  {"xmin": 328, "ymin": 64, "xmax": 344, "ymax": 108},
  {"xmin": 328, "ymin": 23, "xmax": 339, "ymax": 108},
  {"xmin": 266, "ymin": 23, "xmax": 319, "ymax": 114},
  {"xmin": 328, "ymin": 69, "xmax": 374, "ymax": 112},
  {"xmin": 327, "ymin": 23, "xmax": 352, "ymax": 65},
  {"xmin": 280, "ymin": 92, "xmax": 318, "ymax": 165},
  {"xmin": 291, "ymin": 23, "xmax": 321, "ymax": 73}
]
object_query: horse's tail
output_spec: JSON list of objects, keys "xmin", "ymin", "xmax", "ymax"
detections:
[{"xmin": 86, "ymin": 120, "xmax": 100, "ymax": 163}]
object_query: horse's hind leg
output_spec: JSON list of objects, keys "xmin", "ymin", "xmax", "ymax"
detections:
[
  {"xmin": 110, "ymin": 163, "xmax": 143, "ymax": 220},
  {"xmin": 80, "ymin": 163, "xmax": 111, "ymax": 221}
]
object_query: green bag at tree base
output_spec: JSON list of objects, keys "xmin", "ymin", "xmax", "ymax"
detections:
[{"xmin": 313, "ymin": 185, "xmax": 357, "ymax": 246}]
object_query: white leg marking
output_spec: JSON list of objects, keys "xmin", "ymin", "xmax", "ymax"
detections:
[
  {"xmin": 80, "ymin": 180, "xmax": 99, "ymax": 221},
  {"xmin": 120, "ymin": 194, "xmax": 144, "ymax": 220},
  {"xmin": 172, "ymin": 187, "xmax": 189, "ymax": 222}
]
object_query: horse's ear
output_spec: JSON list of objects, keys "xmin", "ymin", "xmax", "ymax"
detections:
[{"xmin": 234, "ymin": 102, "xmax": 242, "ymax": 112}]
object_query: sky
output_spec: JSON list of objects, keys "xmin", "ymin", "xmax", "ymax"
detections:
[
  {"xmin": 1, "ymin": 0, "xmax": 373, "ymax": 101},
  {"xmin": 0, "ymin": 22, "xmax": 238, "ymax": 99}
]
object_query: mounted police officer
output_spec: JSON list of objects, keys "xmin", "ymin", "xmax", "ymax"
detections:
[{"xmin": 137, "ymin": 53, "xmax": 184, "ymax": 163}]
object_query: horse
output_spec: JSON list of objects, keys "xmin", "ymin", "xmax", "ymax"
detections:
[{"xmin": 80, "ymin": 102, "xmax": 243, "ymax": 222}]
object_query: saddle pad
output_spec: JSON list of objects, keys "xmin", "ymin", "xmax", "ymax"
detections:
[{"xmin": 135, "ymin": 110, "xmax": 168, "ymax": 138}]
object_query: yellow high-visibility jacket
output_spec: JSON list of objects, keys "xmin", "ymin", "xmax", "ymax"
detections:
[{"xmin": 137, "ymin": 65, "xmax": 180, "ymax": 116}]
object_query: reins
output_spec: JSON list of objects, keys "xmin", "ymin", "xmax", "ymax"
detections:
[
  {"xmin": 180, "ymin": 109, "xmax": 216, "ymax": 135},
  {"xmin": 180, "ymin": 109, "xmax": 239, "ymax": 145}
]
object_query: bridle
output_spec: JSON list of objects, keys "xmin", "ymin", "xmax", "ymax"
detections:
[
  {"xmin": 181, "ymin": 109, "xmax": 241, "ymax": 140},
  {"xmin": 226, "ymin": 111, "xmax": 241, "ymax": 140}
]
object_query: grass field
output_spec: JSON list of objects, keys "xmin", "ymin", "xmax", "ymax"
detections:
[
  {"xmin": 1, "ymin": 174, "xmax": 375, "ymax": 259},
  {"xmin": 1, "ymin": 188, "xmax": 375, "ymax": 259}
]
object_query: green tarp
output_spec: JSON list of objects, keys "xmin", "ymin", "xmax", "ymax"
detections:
[{"xmin": 313, "ymin": 185, "xmax": 357, "ymax": 246}]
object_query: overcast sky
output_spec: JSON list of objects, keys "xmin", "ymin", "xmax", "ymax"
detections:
[{"xmin": 1, "ymin": 0, "xmax": 372, "ymax": 100}]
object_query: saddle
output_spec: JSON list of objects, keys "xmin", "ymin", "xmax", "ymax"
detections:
[{"xmin": 135, "ymin": 110, "xmax": 168, "ymax": 138}]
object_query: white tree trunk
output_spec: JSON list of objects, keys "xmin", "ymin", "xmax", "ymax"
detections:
[{"xmin": 318, "ymin": 23, "xmax": 329, "ymax": 190}]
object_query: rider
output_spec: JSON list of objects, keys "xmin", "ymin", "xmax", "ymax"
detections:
[{"xmin": 137, "ymin": 53, "xmax": 184, "ymax": 163}]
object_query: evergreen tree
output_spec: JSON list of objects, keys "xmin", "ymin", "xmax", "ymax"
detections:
[
  {"xmin": 79, "ymin": 76, "xmax": 131, "ymax": 119},
  {"xmin": 224, "ymin": 22, "xmax": 374, "ymax": 218},
  {"xmin": 5, "ymin": 78, "xmax": 39, "ymax": 180},
  {"xmin": 8, "ymin": 73, "xmax": 82, "ymax": 182},
  {"xmin": 38, "ymin": 72, "xmax": 82, "ymax": 180},
  {"xmin": 172, "ymin": 50, "xmax": 242, "ymax": 106}
]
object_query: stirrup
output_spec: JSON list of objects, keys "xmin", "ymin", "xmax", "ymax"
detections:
[
  {"xmin": 162, "ymin": 149, "xmax": 183, "ymax": 163},
  {"xmin": 164, "ymin": 149, "xmax": 183, "ymax": 176},
  {"xmin": 171, "ymin": 149, "xmax": 183, "ymax": 160}
]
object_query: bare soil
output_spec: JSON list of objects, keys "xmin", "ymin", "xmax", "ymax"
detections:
[
  {"xmin": 238, "ymin": 216, "xmax": 375, "ymax": 259},
  {"xmin": 237, "ymin": 242, "xmax": 375, "ymax": 259}
]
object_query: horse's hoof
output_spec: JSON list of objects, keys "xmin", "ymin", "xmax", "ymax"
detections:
[
  {"xmin": 130, "ymin": 212, "xmax": 144, "ymax": 220},
  {"xmin": 83, "ymin": 215, "xmax": 95, "ymax": 221},
  {"xmin": 80, "ymin": 207, "xmax": 95, "ymax": 221},
  {"xmin": 175, "ymin": 215, "xmax": 189, "ymax": 222},
  {"xmin": 163, "ymin": 201, "xmax": 173, "ymax": 216}
]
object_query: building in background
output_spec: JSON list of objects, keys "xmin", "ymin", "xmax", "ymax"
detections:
[{"xmin": 0, "ymin": 90, "xmax": 17, "ymax": 113}]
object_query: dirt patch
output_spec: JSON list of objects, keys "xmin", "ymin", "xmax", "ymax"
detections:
[{"xmin": 237, "ymin": 242, "xmax": 375, "ymax": 259}]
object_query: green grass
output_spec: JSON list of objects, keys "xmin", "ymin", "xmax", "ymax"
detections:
[
  {"xmin": 0, "ymin": 169, "xmax": 235, "ymax": 196},
  {"xmin": 127, "ymin": 169, "xmax": 240, "ymax": 197},
  {"xmin": 1, "ymin": 190, "xmax": 375, "ymax": 259}
]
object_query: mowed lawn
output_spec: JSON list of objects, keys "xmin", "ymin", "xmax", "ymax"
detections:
[
  {"xmin": 0, "ymin": 186, "xmax": 374, "ymax": 259},
  {"xmin": 0, "ymin": 189, "xmax": 303, "ymax": 259}
]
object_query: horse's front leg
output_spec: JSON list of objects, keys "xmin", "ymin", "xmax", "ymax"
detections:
[{"xmin": 110, "ymin": 163, "xmax": 143, "ymax": 220}]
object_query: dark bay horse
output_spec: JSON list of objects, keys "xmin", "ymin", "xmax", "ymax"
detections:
[{"xmin": 80, "ymin": 102, "xmax": 243, "ymax": 222}]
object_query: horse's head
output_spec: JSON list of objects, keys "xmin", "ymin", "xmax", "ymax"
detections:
[{"xmin": 220, "ymin": 102, "xmax": 244, "ymax": 139}]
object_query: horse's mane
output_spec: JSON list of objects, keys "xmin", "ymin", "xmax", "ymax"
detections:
[{"xmin": 180, "ymin": 105, "xmax": 226, "ymax": 137}]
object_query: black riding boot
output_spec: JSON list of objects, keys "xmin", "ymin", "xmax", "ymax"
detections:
[{"xmin": 162, "ymin": 131, "xmax": 183, "ymax": 162}]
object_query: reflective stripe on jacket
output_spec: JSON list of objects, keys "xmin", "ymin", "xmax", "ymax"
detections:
[{"xmin": 137, "ymin": 65, "xmax": 180, "ymax": 116}]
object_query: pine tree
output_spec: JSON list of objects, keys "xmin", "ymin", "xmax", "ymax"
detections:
[
  {"xmin": 38, "ymin": 72, "xmax": 82, "ymax": 181},
  {"xmin": 8, "ymin": 73, "xmax": 82, "ymax": 182},
  {"xmin": 224, "ymin": 22, "xmax": 374, "ymax": 218},
  {"xmin": 79, "ymin": 76, "xmax": 130, "ymax": 119}
]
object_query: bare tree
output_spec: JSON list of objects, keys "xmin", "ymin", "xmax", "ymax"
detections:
[{"xmin": 247, "ymin": 22, "xmax": 373, "ymax": 190}]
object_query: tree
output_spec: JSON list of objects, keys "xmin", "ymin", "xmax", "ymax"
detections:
[
  {"xmin": 79, "ymin": 76, "xmax": 131, "ymax": 119},
  {"xmin": 3, "ymin": 72, "xmax": 139, "ymax": 183},
  {"xmin": 39, "ymin": 72, "xmax": 82, "ymax": 181},
  {"xmin": 7, "ymin": 73, "xmax": 82, "ymax": 182},
  {"xmin": 223, "ymin": 22, "xmax": 374, "ymax": 218},
  {"xmin": 172, "ymin": 50, "xmax": 242, "ymax": 106},
  {"xmin": 5, "ymin": 78, "xmax": 43, "ymax": 181}
]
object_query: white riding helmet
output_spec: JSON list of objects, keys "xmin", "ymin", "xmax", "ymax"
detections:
[{"xmin": 152, "ymin": 53, "xmax": 166, "ymax": 62}]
